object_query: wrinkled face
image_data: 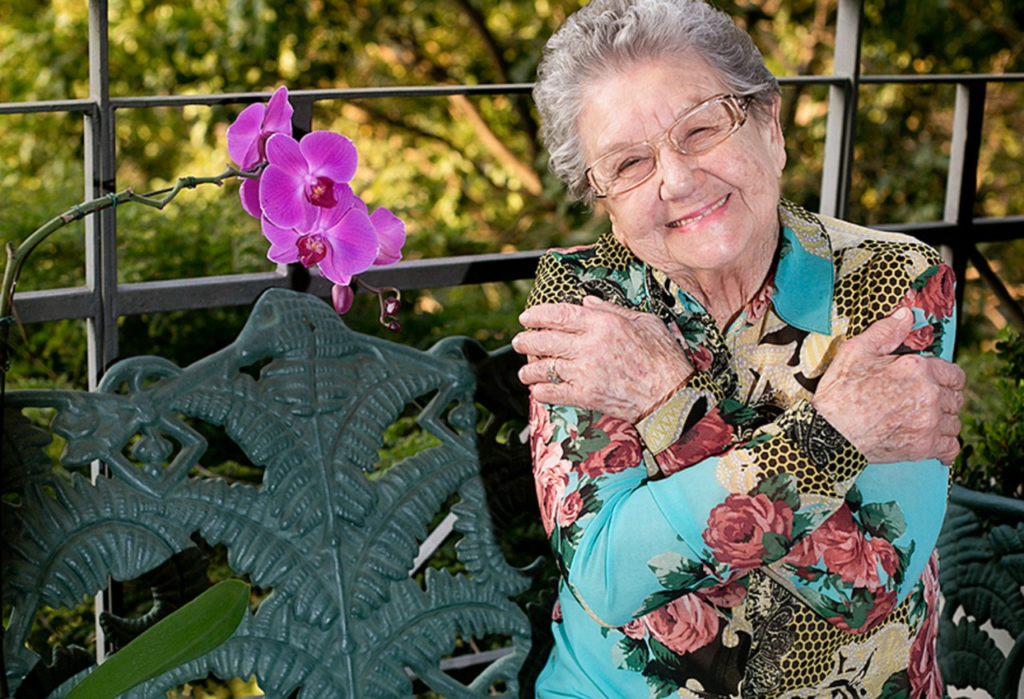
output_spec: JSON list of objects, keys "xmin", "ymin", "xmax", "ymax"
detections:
[{"xmin": 578, "ymin": 55, "xmax": 786, "ymax": 284}]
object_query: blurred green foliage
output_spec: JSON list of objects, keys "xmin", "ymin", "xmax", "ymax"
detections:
[
  {"xmin": 955, "ymin": 327, "xmax": 1024, "ymax": 498},
  {"xmin": 2, "ymin": 0, "xmax": 1022, "ymax": 696}
]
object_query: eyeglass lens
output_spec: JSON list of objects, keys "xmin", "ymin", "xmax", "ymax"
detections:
[{"xmin": 589, "ymin": 96, "xmax": 744, "ymax": 197}]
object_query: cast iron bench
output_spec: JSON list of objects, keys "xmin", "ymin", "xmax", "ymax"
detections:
[{"xmin": 3, "ymin": 288, "xmax": 1022, "ymax": 697}]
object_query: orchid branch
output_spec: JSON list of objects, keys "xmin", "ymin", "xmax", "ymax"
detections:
[{"xmin": 0, "ymin": 164, "xmax": 261, "ymax": 371}]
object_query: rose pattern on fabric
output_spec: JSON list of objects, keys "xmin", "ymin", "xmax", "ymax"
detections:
[
  {"xmin": 622, "ymin": 618, "xmax": 648, "ymax": 640},
  {"xmin": 558, "ymin": 490, "xmax": 584, "ymax": 527},
  {"xmin": 897, "ymin": 263, "xmax": 955, "ymax": 356},
  {"xmin": 696, "ymin": 580, "xmax": 747, "ymax": 609},
  {"xmin": 530, "ymin": 400, "xmax": 571, "ymax": 536},
  {"xmin": 577, "ymin": 415, "xmax": 643, "ymax": 478},
  {"xmin": 644, "ymin": 593, "xmax": 720, "ymax": 655},
  {"xmin": 903, "ymin": 323, "xmax": 936, "ymax": 352},
  {"xmin": 687, "ymin": 343, "xmax": 714, "ymax": 371},
  {"xmin": 816, "ymin": 506, "xmax": 893, "ymax": 590},
  {"xmin": 704, "ymin": 492, "xmax": 794, "ymax": 570},
  {"xmin": 908, "ymin": 556, "xmax": 943, "ymax": 698},
  {"xmin": 827, "ymin": 588, "xmax": 898, "ymax": 634},
  {"xmin": 577, "ymin": 413, "xmax": 638, "ymax": 478},
  {"xmin": 657, "ymin": 408, "xmax": 735, "ymax": 476},
  {"xmin": 913, "ymin": 264, "xmax": 955, "ymax": 320}
]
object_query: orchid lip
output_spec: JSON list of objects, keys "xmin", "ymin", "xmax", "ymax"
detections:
[{"xmin": 667, "ymin": 194, "xmax": 730, "ymax": 228}]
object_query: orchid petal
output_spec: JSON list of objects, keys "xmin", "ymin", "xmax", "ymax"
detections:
[
  {"xmin": 262, "ymin": 86, "xmax": 294, "ymax": 136},
  {"xmin": 331, "ymin": 182, "xmax": 356, "ymax": 213},
  {"xmin": 331, "ymin": 284, "xmax": 355, "ymax": 314},
  {"xmin": 300, "ymin": 132, "xmax": 358, "ymax": 184},
  {"xmin": 318, "ymin": 208, "xmax": 378, "ymax": 283},
  {"xmin": 260, "ymin": 163, "xmax": 314, "ymax": 229},
  {"xmin": 261, "ymin": 218, "xmax": 301, "ymax": 264},
  {"xmin": 265, "ymin": 133, "xmax": 306, "ymax": 171},
  {"xmin": 239, "ymin": 177, "xmax": 262, "ymax": 219},
  {"xmin": 369, "ymin": 207, "xmax": 406, "ymax": 266},
  {"xmin": 226, "ymin": 103, "xmax": 265, "ymax": 168},
  {"xmin": 313, "ymin": 198, "xmax": 351, "ymax": 230},
  {"xmin": 351, "ymin": 196, "xmax": 368, "ymax": 215}
]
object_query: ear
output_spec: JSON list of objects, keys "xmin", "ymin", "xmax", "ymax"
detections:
[{"xmin": 766, "ymin": 94, "xmax": 787, "ymax": 175}]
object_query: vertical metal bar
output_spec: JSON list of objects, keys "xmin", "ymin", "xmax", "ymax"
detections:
[
  {"xmin": 943, "ymin": 82, "xmax": 985, "ymax": 228},
  {"xmin": 86, "ymin": 0, "xmax": 120, "ymax": 662},
  {"xmin": 819, "ymin": 0, "xmax": 863, "ymax": 218},
  {"xmin": 943, "ymin": 82, "xmax": 986, "ymax": 358}
]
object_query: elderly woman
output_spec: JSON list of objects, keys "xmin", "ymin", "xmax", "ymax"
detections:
[{"xmin": 510, "ymin": 0, "xmax": 965, "ymax": 696}]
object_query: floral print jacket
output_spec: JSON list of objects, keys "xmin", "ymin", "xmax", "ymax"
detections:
[{"xmin": 526, "ymin": 201, "xmax": 954, "ymax": 699}]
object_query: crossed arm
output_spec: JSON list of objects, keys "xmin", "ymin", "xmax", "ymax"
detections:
[{"xmin": 512, "ymin": 267, "xmax": 964, "ymax": 630}]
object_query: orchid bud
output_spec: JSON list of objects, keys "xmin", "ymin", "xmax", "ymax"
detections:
[{"xmin": 332, "ymin": 284, "xmax": 354, "ymax": 314}]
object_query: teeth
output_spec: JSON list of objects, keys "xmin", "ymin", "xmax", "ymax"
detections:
[{"xmin": 669, "ymin": 195, "xmax": 728, "ymax": 227}]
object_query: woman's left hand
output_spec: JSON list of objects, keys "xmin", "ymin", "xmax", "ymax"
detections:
[{"xmin": 512, "ymin": 296, "xmax": 694, "ymax": 423}]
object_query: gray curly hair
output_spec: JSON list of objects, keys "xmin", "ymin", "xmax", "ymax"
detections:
[{"xmin": 534, "ymin": 0, "xmax": 780, "ymax": 204}]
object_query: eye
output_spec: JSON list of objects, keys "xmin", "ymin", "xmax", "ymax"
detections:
[
  {"xmin": 613, "ymin": 154, "xmax": 653, "ymax": 177},
  {"xmin": 680, "ymin": 123, "xmax": 724, "ymax": 145}
]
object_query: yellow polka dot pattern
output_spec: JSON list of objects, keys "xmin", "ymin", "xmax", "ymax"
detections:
[
  {"xmin": 832, "ymin": 239, "xmax": 943, "ymax": 337},
  {"xmin": 774, "ymin": 595, "xmax": 912, "ymax": 696},
  {"xmin": 765, "ymin": 403, "xmax": 865, "ymax": 496},
  {"xmin": 526, "ymin": 232, "xmax": 638, "ymax": 309},
  {"xmin": 745, "ymin": 572, "xmax": 915, "ymax": 697},
  {"xmin": 751, "ymin": 434, "xmax": 842, "ymax": 498}
]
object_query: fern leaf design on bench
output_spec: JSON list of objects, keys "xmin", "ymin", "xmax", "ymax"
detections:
[{"xmin": 3, "ymin": 288, "xmax": 533, "ymax": 697}]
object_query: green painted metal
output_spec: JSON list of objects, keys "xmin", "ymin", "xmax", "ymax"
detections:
[
  {"xmin": 936, "ymin": 484, "xmax": 1024, "ymax": 699},
  {"xmin": 3, "ymin": 288, "xmax": 533, "ymax": 697}
]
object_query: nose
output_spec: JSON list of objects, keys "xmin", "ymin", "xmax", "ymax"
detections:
[{"xmin": 657, "ymin": 144, "xmax": 701, "ymax": 200}]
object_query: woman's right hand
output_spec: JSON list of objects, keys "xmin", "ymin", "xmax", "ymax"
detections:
[{"xmin": 812, "ymin": 308, "xmax": 965, "ymax": 465}]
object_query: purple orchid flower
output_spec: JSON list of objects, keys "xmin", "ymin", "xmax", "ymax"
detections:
[
  {"xmin": 369, "ymin": 207, "xmax": 406, "ymax": 266},
  {"xmin": 261, "ymin": 201, "xmax": 379, "ymax": 286},
  {"xmin": 259, "ymin": 131, "xmax": 359, "ymax": 230},
  {"xmin": 348, "ymin": 197, "xmax": 407, "ymax": 267},
  {"xmin": 226, "ymin": 86, "xmax": 293, "ymax": 218}
]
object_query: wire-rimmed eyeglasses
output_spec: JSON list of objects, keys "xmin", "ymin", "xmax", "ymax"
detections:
[{"xmin": 585, "ymin": 93, "xmax": 753, "ymax": 199}]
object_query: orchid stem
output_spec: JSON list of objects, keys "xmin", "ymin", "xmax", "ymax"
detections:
[
  {"xmin": 0, "ymin": 164, "xmax": 263, "ymax": 373},
  {"xmin": 352, "ymin": 277, "xmax": 402, "ymax": 330}
]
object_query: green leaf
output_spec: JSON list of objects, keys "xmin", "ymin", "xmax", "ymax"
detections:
[
  {"xmin": 611, "ymin": 636, "xmax": 650, "ymax": 672},
  {"xmin": 761, "ymin": 531, "xmax": 790, "ymax": 562},
  {"xmin": 65, "ymin": 579, "xmax": 249, "ymax": 699},
  {"xmin": 860, "ymin": 501, "xmax": 907, "ymax": 542},
  {"xmin": 755, "ymin": 472, "xmax": 800, "ymax": 510},
  {"xmin": 878, "ymin": 671, "xmax": 911, "ymax": 698},
  {"xmin": 845, "ymin": 484, "xmax": 863, "ymax": 511},
  {"xmin": 791, "ymin": 512, "xmax": 818, "ymax": 539},
  {"xmin": 647, "ymin": 551, "xmax": 705, "ymax": 590}
]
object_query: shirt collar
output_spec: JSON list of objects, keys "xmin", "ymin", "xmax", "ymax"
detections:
[
  {"xmin": 773, "ymin": 201, "xmax": 835, "ymax": 335},
  {"xmin": 642, "ymin": 201, "xmax": 835, "ymax": 334}
]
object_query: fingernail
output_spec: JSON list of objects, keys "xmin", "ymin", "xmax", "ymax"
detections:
[
  {"xmin": 893, "ymin": 307, "xmax": 910, "ymax": 320},
  {"xmin": 585, "ymin": 295, "xmax": 604, "ymax": 305}
]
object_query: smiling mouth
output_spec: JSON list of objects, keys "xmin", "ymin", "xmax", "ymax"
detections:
[{"xmin": 667, "ymin": 194, "xmax": 730, "ymax": 228}]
